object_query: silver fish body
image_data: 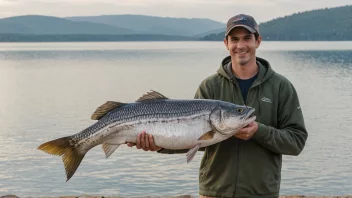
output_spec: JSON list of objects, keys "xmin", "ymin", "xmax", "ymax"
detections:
[
  {"xmin": 38, "ymin": 91, "xmax": 256, "ymax": 181},
  {"xmin": 78, "ymin": 99, "xmax": 221, "ymax": 150}
]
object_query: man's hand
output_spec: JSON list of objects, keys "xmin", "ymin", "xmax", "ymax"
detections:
[
  {"xmin": 127, "ymin": 131, "xmax": 162, "ymax": 151},
  {"xmin": 234, "ymin": 121, "xmax": 258, "ymax": 140}
]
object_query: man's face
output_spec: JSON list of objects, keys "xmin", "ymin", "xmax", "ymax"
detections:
[{"xmin": 224, "ymin": 27, "xmax": 261, "ymax": 66}]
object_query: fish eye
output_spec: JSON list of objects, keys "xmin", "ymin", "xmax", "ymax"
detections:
[{"xmin": 236, "ymin": 108, "xmax": 244, "ymax": 113}]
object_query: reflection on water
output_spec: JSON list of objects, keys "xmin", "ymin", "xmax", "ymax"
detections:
[
  {"xmin": 285, "ymin": 50, "xmax": 352, "ymax": 67},
  {"xmin": 263, "ymin": 50, "xmax": 352, "ymax": 195},
  {"xmin": 0, "ymin": 42, "xmax": 351, "ymax": 197}
]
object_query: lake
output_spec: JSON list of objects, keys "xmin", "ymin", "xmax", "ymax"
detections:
[{"xmin": 0, "ymin": 41, "xmax": 351, "ymax": 197}]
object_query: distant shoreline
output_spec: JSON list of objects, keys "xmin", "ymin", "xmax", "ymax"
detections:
[
  {"xmin": 1, "ymin": 34, "xmax": 352, "ymax": 42},
  {"xmin": 1, "ymin": 39, "xmax": 352, "ymax": 43}
]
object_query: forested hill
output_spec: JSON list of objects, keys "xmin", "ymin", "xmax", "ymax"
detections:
[
  {"xmin": 203, "ymin": 5, "xmax": 352, "ymax": 41},
  {"xmin": 0, "ymin": 15, "xmax": 224, "ymax": 42}
]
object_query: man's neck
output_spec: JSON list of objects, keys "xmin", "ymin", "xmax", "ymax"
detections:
[{"xmin": 231, "ymin": 59, "xmax": 259, "ymax": 80}]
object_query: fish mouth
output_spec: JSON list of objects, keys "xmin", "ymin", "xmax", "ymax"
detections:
[{"xmin": 243, "ymin": 108, "xmax": 256, "ymax": 127}]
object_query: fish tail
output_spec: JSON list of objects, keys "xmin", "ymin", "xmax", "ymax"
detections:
[{"xmin": 38, "ymin": 137, "xmax": 85, "ymax": 182}]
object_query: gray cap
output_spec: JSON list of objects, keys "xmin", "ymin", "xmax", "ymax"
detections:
[{"xmin": 225, "ymin": 14, "xmax": 260, "ymax": 36}]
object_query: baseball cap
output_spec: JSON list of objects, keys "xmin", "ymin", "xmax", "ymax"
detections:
[{"xmin": 225, "ymin": 14, "xmax": 260, "ymax": 36}]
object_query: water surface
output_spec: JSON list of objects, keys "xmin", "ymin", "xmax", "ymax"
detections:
[{"xmin": 0, "ymin": 41, "xmax": 351, "ymax": 197}]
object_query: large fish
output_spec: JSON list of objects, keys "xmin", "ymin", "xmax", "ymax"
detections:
[{"xmin": 38, "ymin": 91, "xmax": 256, "ymax": 181}]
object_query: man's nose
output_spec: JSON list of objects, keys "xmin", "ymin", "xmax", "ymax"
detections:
[{"xmin": 237, "ymin": 39, "xmax": 245, "ymax": 48}]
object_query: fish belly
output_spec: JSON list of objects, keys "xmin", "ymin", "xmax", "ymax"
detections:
[{"xmin": 104, "ymin": 114, "xmax": 212, "ymax": 150}]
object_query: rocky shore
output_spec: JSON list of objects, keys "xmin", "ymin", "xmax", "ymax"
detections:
[{"xmin": 2, "ymin": 195, "xmax": 352, "ymax": 198}]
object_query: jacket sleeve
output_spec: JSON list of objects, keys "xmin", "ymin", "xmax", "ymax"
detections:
[
  {"xmin": 158, "ymin": 82, "xmax": 211, "ymax": 154},
  {"xmin": 252, "ymin": 81, "xmax": 308, "ymax": 156}
]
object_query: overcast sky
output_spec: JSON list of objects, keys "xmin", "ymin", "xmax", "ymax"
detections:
[{"xmin": 0, "ymin": 0, "xmax": 350, "ymax": 23}]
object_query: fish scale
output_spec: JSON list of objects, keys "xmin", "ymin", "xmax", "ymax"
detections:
[
  {"xmin": 105, "ymin": 100, "xmax": 215, "ymax": 123},
  {"xmin": 75, "ymin": 100, "xmax": 217, "ymax": 143},
  {"xmin": 37, "ymin": 91, "xmax": 256, "ymax": 181}
]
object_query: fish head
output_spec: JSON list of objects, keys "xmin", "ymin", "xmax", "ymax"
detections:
[{"xmin": 211, "ymin": 103, "xmax": 256, "ymax": 135}]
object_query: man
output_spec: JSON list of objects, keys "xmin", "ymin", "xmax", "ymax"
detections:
[{"xmin": 128, "ymin": 14, "xmax": 308, "ymax": 198}]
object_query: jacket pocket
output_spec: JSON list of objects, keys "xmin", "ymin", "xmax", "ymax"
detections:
[{"xmin": 199, "ymin": 145, "xmax": 215, "ymax": 182}]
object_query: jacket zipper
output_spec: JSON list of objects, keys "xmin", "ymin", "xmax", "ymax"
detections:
[
  {"xmin": 230, "ymin": 78, "xmax": 259, "ymax": 197},
  {"xmin": 230, "ymin": 78, "xmax": 244, "ymax": 197}
]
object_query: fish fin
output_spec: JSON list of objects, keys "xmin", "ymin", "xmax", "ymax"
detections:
[
  {"xmin": 38, "ymin": 137, "xmax": 85, "ymax": 182},
  {"xmin": 37, "ymin": 137, "xmax": 71, "ymax": 156},
  {"xmin": 136, "ymin": 90, "xmax": 169, "ymax": 102},
  {"xmin": 102, "ymin": 143, "xmax": 120, "ymax": 159},
  {"xmin": 91, "ymin": 101, "xmax": 125, "ymax": 120},
  {"xmin": 62, "ymin": 147, "xmax": 85, "ymax": 182},
  {"xmin": 186, "ymin": 143, "xmax": 201, "ymax": 163},
  {"xmin": 198, "ymin": 130, "xmax": 215, "ymax": 140}
]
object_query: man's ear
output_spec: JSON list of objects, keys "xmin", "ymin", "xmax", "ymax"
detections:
[
  {"xmin": 224, "ymin": 37, "xmax": 229, "ymax": 50},
  {"xmin": 256, "ymin": 36, "xmax": 262, "ymax": 48}
]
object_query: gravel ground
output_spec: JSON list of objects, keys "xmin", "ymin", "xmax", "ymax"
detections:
[{"xmin": 1, "ymin": 195, "xmax": 352, "ymax": 198}]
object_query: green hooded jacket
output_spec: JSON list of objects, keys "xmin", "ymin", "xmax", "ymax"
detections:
[{"xmin": 160, "ymin": 56, "xmax": 308, "ymax": 198}]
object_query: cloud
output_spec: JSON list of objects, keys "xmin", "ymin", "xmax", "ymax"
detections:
[
  {"xmin": 0, "ymin": 0, "xmax": 20, "ymax": 6},
  {"xmin": 0, "ymin": 0, "xmax": 350, "ymax": 22}
]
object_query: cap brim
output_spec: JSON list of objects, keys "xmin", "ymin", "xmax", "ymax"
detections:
[{"xmin": 225, "ymin": 24, "xmax": 256, "ymax": 36}]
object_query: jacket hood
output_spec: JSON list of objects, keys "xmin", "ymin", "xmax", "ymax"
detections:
[{"xmin": 217, "ymin": 56, "xmax": 275, "ymax": 85}]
